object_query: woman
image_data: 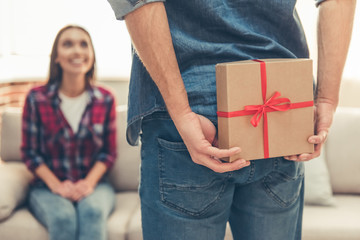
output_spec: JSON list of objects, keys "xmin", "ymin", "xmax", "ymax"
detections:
[{"xmin": 21, "ymin": 25, "xmax": 117, "ymax": 240}]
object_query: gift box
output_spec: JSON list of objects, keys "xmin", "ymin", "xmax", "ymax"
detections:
[{"xmin": 216, "ymin": 59, "xmax": 314, "ymax": 161}]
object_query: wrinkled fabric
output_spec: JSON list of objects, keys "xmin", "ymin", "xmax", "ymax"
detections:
[{"xmin": 108, "ymin": 0, "xmax": 312, "ymax": 145}]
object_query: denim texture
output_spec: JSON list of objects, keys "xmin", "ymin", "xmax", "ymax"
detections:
[
  {"xmin": 119, "ymin": 0, "xmax": 310, "ymax": 145},
  {"xmin": 28, "ymin": 182, "xmax": 115, "ymax": 240},
  {"xmin": 140, "ymin": 112, "xmax": 304, "ymax": 240}
]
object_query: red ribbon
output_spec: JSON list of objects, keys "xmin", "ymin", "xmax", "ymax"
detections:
[{"xmin": 217, "ymin": 59, "xmax": 314, "ymax": 158}]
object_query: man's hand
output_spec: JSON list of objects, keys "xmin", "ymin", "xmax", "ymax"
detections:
[
  {"xmin": 125, "ymin": 3, "xmax": 250, "ymax": 173},
  {"xmin": 175, "ymin": 112, "xmax": 250, "ymax": 173},
  {"xmin": 284, "ymin": 100, "xmax": 336, "ymax": 161},
  {"xmin": 285, "ymin": 0, "xmax": 356, "ymax": 161}
]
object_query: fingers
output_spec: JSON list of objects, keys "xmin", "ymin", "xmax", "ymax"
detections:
[
  {"xmin": 207, "ymin": 146, "xmax": 241, "ymax": 159},
  {"xmin": 178, "ymin": 112, "xmax": 251, "ymax": 173},
  {"xmin": 53, "ymin": 181, "xmax": 75, "ymax": 199},
  {"xmin": 71, "ymin": 180, "xmax": 94, "ymax": 202},
  {"xmin": 198, "ymin": 155, "xmax": 250, "ymax": 173},
  {"xmin": 308, "ymin": 130, "xmax": 328, "ymax": 144},
  {"xmin": 53, "ymin": 180, "xmax": 94, "ymax": 201},
  {"xmin": 190, "ymin": 146, "xmax": 251, "ymax": 173},
  {"xmin": 285, "ymin": 128, "xmax": 328, "ymax": 162},
  {"xmin": 284, "ymin": 155, "xmax": 298, "ymax": 161},
  {"xmin": 71, "ymin": 190, "xmax": 83, "ymax": 202},
  {"xmin": 63, "ymin": 180, "xmax": 75, "ymax": 192},
  {"xmin": 285, "ymin": 141, "xmax": 323, "ymax": 162}
]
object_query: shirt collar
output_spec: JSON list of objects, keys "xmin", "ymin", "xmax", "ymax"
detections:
[{"xmin": 46, "ymin": 83, "xmax": 103, "ymax": 103}]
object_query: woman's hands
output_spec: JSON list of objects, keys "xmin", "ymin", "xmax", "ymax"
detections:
[
  {"xmin": 41, "ymin": 161, "xmax": 106, "ymax": 201},
  {"xmin": 52, "ymin": 179, "xmax": 95, "ymax": 202}
]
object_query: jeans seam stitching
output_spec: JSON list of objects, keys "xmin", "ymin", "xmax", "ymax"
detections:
[
  {"xmin": 245, "ymin": 161, "xmax": 256, "ymax": 184},
  {"xmin": 262, "ymin": 176, "xmax": 288, "ymax": 208},
  {"xmin": 161, "ymin": 180, "xmax": 227, "ymax": 217},
  {"xmin": 158, "ymin": 138, "xmax": 187, "ymax": 151},
  {"xmin": 262, "ymin": 175, "xmax": 303, "ymax": 208},
  {"xmin": 158, "ymin": 139, "xmax": 166, "ymax": 203}
]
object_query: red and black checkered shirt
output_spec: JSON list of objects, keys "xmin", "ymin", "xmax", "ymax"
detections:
[{"xmin": 21, "ymin": 84, "xmax": 117, "ymax": 186}]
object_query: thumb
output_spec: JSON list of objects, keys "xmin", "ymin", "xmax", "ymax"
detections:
[{"xmin": 197, "ymin": 114, "xmax": 216, "ymax": 144}]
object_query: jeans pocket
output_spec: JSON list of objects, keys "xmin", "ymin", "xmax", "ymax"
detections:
[
  {"xmin": 262, "ymin": 159, "xmax": 304, "ymax": 208},
  {"xmin": 157, "ymin": 137, "xmax": 226, "ymax": 217}
]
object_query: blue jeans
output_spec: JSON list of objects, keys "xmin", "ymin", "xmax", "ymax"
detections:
[
  {"xmin": 140, "ymin": 112, "xmax": 304, "ymax": 240},
  {"xmin": 28, "ymin": 182, "xmax": 115, "ymax": 240}
]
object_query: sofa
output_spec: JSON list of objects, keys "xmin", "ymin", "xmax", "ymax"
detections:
[{"xmin": 0, "ymin": 101, "xmax": 360, "ymax": 239}]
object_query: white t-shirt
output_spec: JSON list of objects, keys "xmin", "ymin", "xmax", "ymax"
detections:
[{"xmin": 59, "ymin": 91, "xmax": 89, "ymax": 133}]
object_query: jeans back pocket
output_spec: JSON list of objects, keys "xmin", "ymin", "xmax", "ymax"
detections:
[
  {"xmin": 262, "ymin": 159, "xmax": 304, "ymax": 208},
  {"xmin": 158, "ymin": 137, "xmax": 226, "ymax": 217}
]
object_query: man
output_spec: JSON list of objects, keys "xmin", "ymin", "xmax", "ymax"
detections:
[{"xmin": 107, "ymin": 0, "xmax": 356, "ymax": 239}]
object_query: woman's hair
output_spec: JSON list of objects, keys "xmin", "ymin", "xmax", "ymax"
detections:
[{"xmin": 47, "ymin": 25, "xmax": 96, "ymax": 86}]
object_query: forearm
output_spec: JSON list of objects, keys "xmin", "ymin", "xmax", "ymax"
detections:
[
  {"xmin": 124, "ymin": 2, "xmax": 191, "ymax": 122},
  {"xmin": 34, "ymin": 164, "xmax": 61, "ymax": 191},
  {"xmin": 287, "ymin": 0, "xmax": 357, "ymax": 162},
  {"xmin": 122, "ymin": 2, "xmax": 253, "ymax": 172},
  {"xmin": 316, "ymin": 0, "xmax": 356, "ymax": 106},
  {"xmin": 84, "ymin": 162, "xmax": 107, "ymax": 188}
]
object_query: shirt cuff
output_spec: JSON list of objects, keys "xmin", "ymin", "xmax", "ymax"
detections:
[
  {"xmin": 107, "ymin": 0, "xmax": 166, "ymax": 20},
  {"xmin": 315, "ymin": 0, "xmax": 328, "ymax": 7},
  {"xmin": 24, "ymin": 156, "xmax": 44, "ymax": 173},
  {"xmin": 97, "ymin": 153, "xmax": 116, "ymax": 169}
]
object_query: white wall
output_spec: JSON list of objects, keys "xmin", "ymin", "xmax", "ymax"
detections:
[
  {"xmin": 297, "ymin": 0, "xmax": 360, "ymax": 81},
  {"xmin": 0, "ymin": 0, "xmax": 132, "ymax": 81},
  {"xmin": 0, "ymin": 0, "xmax": 359, "ymax": 83}
]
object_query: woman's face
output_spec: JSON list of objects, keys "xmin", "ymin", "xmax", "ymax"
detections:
[{"xmin": 55, "ymin": 28, "xmax": 94, "ymax": 78}]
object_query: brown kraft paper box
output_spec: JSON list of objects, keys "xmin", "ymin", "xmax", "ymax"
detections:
[{"xmin": 216, "ymin": 59, "xmax": 314, "ymax": 162}]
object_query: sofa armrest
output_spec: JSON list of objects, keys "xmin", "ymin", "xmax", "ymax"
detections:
[
  {"xmin": 108, "ymin": 105, "xmax": 141, "ymax": 192},
  {"xmin": 0, "ymin": 107, "xmax": 22, "ymax": 162},
  {"xmin": 0, "ymin": 162, "xmax": 34, "ymax": 220},
  {"xmin": 326, "ymin": 107, "xmax": 360, "ymax": 194}
]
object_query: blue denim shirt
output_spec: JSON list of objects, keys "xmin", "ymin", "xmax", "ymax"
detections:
[{"xmin": 107, "ymin": 0, "xmax": 326, "ymax": 145}]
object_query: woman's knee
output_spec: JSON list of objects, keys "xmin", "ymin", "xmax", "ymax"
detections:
[
  {"xmin": 78, "ymin": 200, "xmax": 105, "ymax": 222},
  {"xmin": 47, "ymin": 207, "xmax": 77, "ymax": 239}
]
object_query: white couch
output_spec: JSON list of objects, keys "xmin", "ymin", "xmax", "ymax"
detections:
[
  {"xmin": 0, "ymin": 105, "xmax": 143, "ymax": 240},
  {"xmin": 0, "ymin": 102, "xmax": 360, "ymax": 240}
]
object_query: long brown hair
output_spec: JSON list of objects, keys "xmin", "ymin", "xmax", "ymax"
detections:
[{"xmin": 47, "ymin": 25, "xmax": 96, "ymax": 86}]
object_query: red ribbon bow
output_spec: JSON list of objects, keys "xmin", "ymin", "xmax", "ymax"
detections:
[
  {"xmin": 245, "ymin": 91, "xmax": 291, "ymax": 127},
  {"xmin": 217, "ymin": 59, "xmax": 313, "ymax": 159}
]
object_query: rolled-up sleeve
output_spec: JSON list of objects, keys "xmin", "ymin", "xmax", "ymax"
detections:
[
  {"xmin": 107, "ymin": 0, "xmax": 166, "ymax": 20},
  {"xmin": 21, "ymin": 92, "xmax": 45, "ymax": 173},
  {"xmin": 97, "ymin": 95, "xmax": 117, "ymax": 169},
  {"xmin": 315, "ymin": 0, "xmax": 328, "ymax": 7}
]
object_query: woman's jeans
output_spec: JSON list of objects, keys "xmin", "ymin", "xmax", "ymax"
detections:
[
  {"xmin": 140, "ymin": 112, "xmax": 304, "ymax": 240},
  {"xmin": 28, "ymin": 182, "xmax": 115, "ymax": 240}
]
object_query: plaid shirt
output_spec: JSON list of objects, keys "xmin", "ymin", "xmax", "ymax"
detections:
[{"xmin": 21, "ymin": 84, "xmax": 117, "ymax": 186}]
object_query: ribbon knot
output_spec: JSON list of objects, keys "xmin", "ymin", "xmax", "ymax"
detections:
[{"xmin": 244, "ymin": 91, "xmax": 291, "ymax": 127}]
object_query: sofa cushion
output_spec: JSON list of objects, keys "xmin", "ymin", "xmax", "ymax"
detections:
[
  {"xmin": 0, "ymin": 192, "xmax": 140, "ymax": 240},
  {"xmin": 0, "ymin": 207, "xmax": 48, "ymax": 240},
  {"xmin": 302, "ymin": 195, "xmax": 360, "ymax": 240},
  {"xmin": 0, "ymin": 106, "xmax": 141, "ymax": 192},
  {"xmin": 304, "ymin": 150, "xmax": 335, "ymax": 206},
  {"xmin": 326, "ymin": 107, "xmax": 360, "ymax": 194},
  {"xmin": 0, "ymin": 162, "xmax": 33, "ymax": 220},
  {"xmin": 108, "ymin": 105, "xmax": 141, "ymax": 192},
  {"xmin": 0, "ymin": 107, "xmax": 22, "ymax": 162},
  {"xmin": 127, "ymin": 206, "xmax": 143, "ymax": 240},
  {"xmin": 108, "ymin": 192, "xmax": 140, "ymax": 240}
]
